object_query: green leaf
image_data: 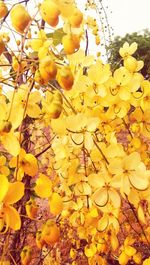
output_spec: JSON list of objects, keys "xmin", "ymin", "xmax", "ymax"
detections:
[{"xmin": 46, "ymin": 28, "xmax": 65, "ymax": 46}]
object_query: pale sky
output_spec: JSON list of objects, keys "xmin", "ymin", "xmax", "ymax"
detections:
[{"xmin": 108, "ymin": 0, "xmax": 150, "ymax": 37}]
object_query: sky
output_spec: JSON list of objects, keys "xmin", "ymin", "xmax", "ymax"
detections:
[{"xmin": 108, "ymin": 0, "xmax": 150, "ymax": 37}]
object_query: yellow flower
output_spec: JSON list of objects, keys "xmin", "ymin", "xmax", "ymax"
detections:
[
  {"xmin": 9, "ymin": 148, "xmax": 38, "ymax": 180},
  {"xmin": 0, "ymin": 155, "xmax": 9, "ymax": 176},
  {"xmin": 30, "ymin": 30, "xmax": 47, "ymax": 52},
  {"xmin": 88, "ymin": 166, "xmax": 121, "ymax": 208},
  {"xmin": 118, "ymin": 236, "xmax": 137, "ymax": 265},
  {"xmin": 84, "ymin": 243, "xmax": 97, "ymax": 258},
  {"xmin": 7, "ymin": 85, "xmax": 41, "ymax": 128},
  {"xmin": 88, "ymin": 60, "xmax": 111, "ymax": 97},
  {"xmin": 0, "ymin": 101, "xmax": 20, "ymax": 156},
  {"xmin": 119, "ymin": 42, "xmax": 137, "ymax": 58},
  {"xmin": 97, "ymin": 204, "xmax": 120, "ymax": 233},
  {"xmin": 124, "ymin": 56, "xmax": 144, "ymax": 73},
  {"xmin": 34, "ymin": 173, "xmax": 52, "ymax": 198},
  {"xmin": 49, "ymin": 192, "xmax": 63, "ymax": 215},
  {"xmin": 113, "ymin": 67, "xmax": 132, "ymax": 100},
  {"xmin": 0, "ymin": 175, "xmax": 24, "ymax": 231},
  {"xmin": 108, "ymin": 152, "xmax": 150, "ymax": 195},
  {"xmin": 143, "ymin": 258, "xmax": 150, "ymax": 265}
]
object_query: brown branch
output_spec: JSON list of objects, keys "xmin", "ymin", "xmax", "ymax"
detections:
[
  {"xmin": 3, "ymin": 47, "xmax": 12, "ymax": 64},
  {"xmin": 35, "ymin": 135, "xmax": 56, "ymax": 158}
]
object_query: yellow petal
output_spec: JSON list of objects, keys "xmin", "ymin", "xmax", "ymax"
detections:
[
  {"xmin": 4, "ymin": 205, "xmax": 21, "ymax": 230},
  {"xmin": 129, "ymin": 173, "xmax": 149, "ymax": 191},
  {"xmin": 124, "ymin": 152, "xmax": 141, "ymax": 170},
  {"xmin": 0, "ymin": 175, "xmax": 9, "ymax": 202},
  {"xmin": 4, "ymin": 182, "xmax": 24, "ymax": 204},
  {"xmin": 9, "ymin": 156, "xmax": 17, "ymax": 168},
  {"xmin": 143, "ymin": 258, "xmax": 150, "ymax": 265},
  {"xmin": 34, "ymin": 173, "xmax": 52, "ymax": 198},
  {"xmin": 75, "ymin": 182, "xmax": 92, "ymax": 196},
  {"xmin": 88, "ymin": 173, "xmax": 105, "ymax": 188},
  {"xmin": 118, "ymin": 251, "xmax": 129, "ymax": 265},
  {"xmin": 133, "ymin": 252, "xmax": 142, "ymax": 264},
  {"xmin": 92, "ymin": 188, "xmax": 109, "ymax": 207},
  {"xmin": 109, "ymin": 189, "xmax": 121, "ymax": 208},
  {"xmin": 22, "ymin": 154, "xmax": 38, "ymax": 177},
  {"xmin": 110, "ymin": 234, "xmax": 119, "ymax": 251},
  {"xmin": 0, "ymin": 155, "xmax": 6, "ymax": 166},
  {"xmin": 30, "ymin": 39, "xmax": 43, "ymax": 51},
  {"xmin": 1, "ymin": 132, "xmax": 20, "ymax": 156},
  {"xmin": 124, "ymin": 246, "xmax": 136, "ymax": 257},
  {"xmin": 138, "ymin": 205, "xmax": 146, "ymax": 224},
  {"xmin": 49, "ymin": 192, "xmax": 63, "ymax": 216},
  {"xmin": 0, "ymin": 166, "xmax": 10, "ymax": 177},
  {"xmin": 84, "ymin": 244, "xmax": 97, "ymax": 258},
  {"xmin": 26, "ymin": 104, "xmax": 41, "ymax": 118},
  {"xmin": 109, "ymin": 215, "xmax": 120, "ymax": 233},
  {"xmin": 97, "ymin": 214, "xmax": 109, "ymax": 231},
  {"xmin": 114, "ymin": 67, "xmax": 131, "ymax": 86},
  {"xmin": 129, "ymin": 42, "xmax": 138, "ymax": 55}
]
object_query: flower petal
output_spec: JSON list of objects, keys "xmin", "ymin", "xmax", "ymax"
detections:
[
  {"xmin": 1, "ymin": 132, "xmax": 20, "ymax": 156},
  {"xmin": 129, "ymin": 173, "xmax": 149, "ymax": 191},
  {"xmin": 34, "ymin": 173, "xmax": 52, "ymax": 198},
  {"xmin": 4, "ymin": 205, "xmax": 21, "ymax": 230},
  {"xmin": 0, "ymin": 175, "xmax": 9, "ymax": 202},
  {"xmin": 4, "ymin": 182, "xmax": 24, "ymax": 204},
  {"xmin": 97, "ymin": 214, "xmax": 109, "ymax": 231},
  {"xmin": 92, "ymin": 188, "xmax": 109, "ymax": 207},
  {"xmin": 22, "ymin": 154, "xmax": 38, "ymax": 177}
]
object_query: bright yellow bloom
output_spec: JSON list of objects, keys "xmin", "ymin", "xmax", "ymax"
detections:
[
  {"xmin": 0, "ymin": 101, "xmax": 20, "ymax": 156},
  {"xmin": 84, "ymin": 243, "xmax": 97, "ymax": 258},
  {"xmin": 108, "ymin": 152, "xmax": 150, "ymax": 195},
  {"xmin": 97, "ymin": 204, "xmax": 120, "ymax": 233},
  {"xmin": 88, "ymin": 165, "xmax": 121, "ymax": 208},
  {"xmin": 34, "ymin": 173, "xmax": 52, "ymax": 198},
  {"xmin": 0, "ymin": 155, "xmax": 9, "ymax": 176},
  {"xmin": 119, "ymin": 42, "xmax": 137, "ymax": 58},
  {"xmin": 124, "ymin": 56, "xmax": 144, "ymax": 73},
  {"xmin": 9, "ymin": 148, "xmax": 38, "ymax": 180},
  {"xmin": 88, "ymin": 60, "xmax": 111, "ymax": 97},
  {"xmin": 0, "ymin": 175, "xmax": 24, "ymax": 231},
  {"xmin": 49, "ymin": 192, "xmax": 63, "ymax": 215},
  {"xmin": 113, "ymin": 67, "xmax": 132, "ymax": 100},
  {"xmin": 143, "ymin": 258, "xmax": 150, "ymax": 265},
  {"xmin": 7, "ymin": 85, "xmax": 41, "ymax": 128}
]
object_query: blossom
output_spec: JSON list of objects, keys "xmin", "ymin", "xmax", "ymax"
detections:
[
  {"xmin": 119, "ymin": 42, "xmax": 137, "ymax": 58},
  {"xmin": 0, "ymin": 175, "xmax": 24, "ymax": 231},
  {"xmin": 9, "ymin": 148, "xmax": 38, "ymax": 181}
]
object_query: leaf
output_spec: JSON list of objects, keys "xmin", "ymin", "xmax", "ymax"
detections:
[{"xmin": 46, "ymin": 28, "xmax": 65, "ymax": 46}]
